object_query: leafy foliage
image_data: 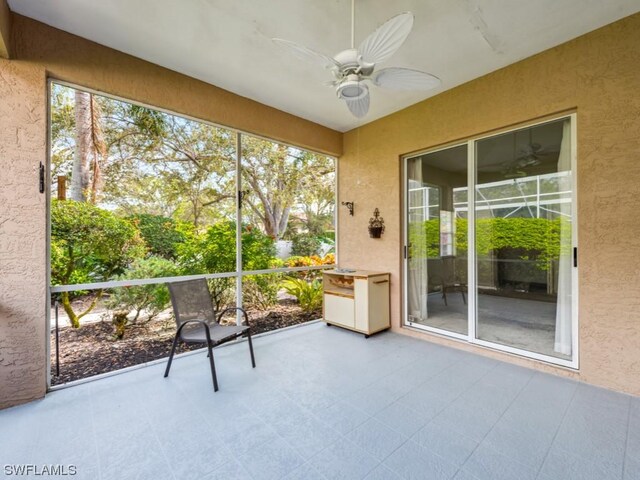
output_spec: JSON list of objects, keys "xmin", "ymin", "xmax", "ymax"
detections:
[
  {"xmin": 51, "ymin": 200, "xmax": 146, "ymax": 285},
  {"xmin": 290, "ymin": 232, "xmax": 323, "ymax": 257},
  {"xmin": 176, "ymin": 222, "xmax": 276, "ymax": 309},
  {"xmin": 106, "ymin": 256, "xmax": 180, "ymax": 324},
  {"xmin": 414, "ymin": 217, "xmax": 567, "ymax": 270},
  {"xmin": 284, "ymin": 254, "xmax": 335, "ymax": 268},
  {"xmin": 281, "ymin": 278, "xmax": 323, "ymax": 313},
  {"xmin": 51, "ymin": 200, "xmax": 146, "ymax": 326},
  {"xmin": 129, "ymin": 214, "xmax": 185, "ymax": 259},
  {"xmin": 284, "ymin": 254, "xmax": 335, "ymax": 281},
  {"xmin": 244, "ymin": 273, "xmax": 283, "ymax": 310}
]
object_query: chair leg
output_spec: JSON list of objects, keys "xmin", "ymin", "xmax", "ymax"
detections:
[
  {"xmin": 247, "ymin": 330, "xmax": 256, "ymax": 368},
  {"xmin": 461, "ymin": 289, "xmax": 467, "ymax": 305},
  {"xmin": 164, "ymin": 334, "xmax": 180, "ymax": 378},
  {"xmin": 206, "ymin": 342, "xmax": 219, "ymax": 392}
]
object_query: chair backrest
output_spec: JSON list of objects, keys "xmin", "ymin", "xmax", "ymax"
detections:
[{"xmin": 167, "ymin": 279, "xmax": 217, "ymax": 329}]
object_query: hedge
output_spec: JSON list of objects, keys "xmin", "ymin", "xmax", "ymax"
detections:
[{"xmin": 410, "ymin": 217, "xmax": 571, "ymax": 269}]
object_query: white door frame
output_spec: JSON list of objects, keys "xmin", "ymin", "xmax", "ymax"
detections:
[{"xmin": 402, "ymin": 113, "xmax": 579, "ymax": 369}]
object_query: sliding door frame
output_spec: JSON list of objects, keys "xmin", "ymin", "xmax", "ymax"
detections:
[
  {"xmin": 402, "ymin": 141, "xmax": 469, "ymax": 342},
  {"xmin": 402, "ymin": 113, "xmax": 579, "ymax": 369}
]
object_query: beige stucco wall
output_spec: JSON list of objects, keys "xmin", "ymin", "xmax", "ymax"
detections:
[
  {"xmin": 0, "ymin": 14, "xmax": 341, "ymax": 410},
  {"xmin": 339, "ymin": 14, "xmax": 640, "ymax": 395},
  {"xmin": 0, "ymin": 59, "xmax": 47, "ymax": 408}
]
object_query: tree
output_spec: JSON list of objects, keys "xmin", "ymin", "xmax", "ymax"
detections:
[
  {"xmin": 50, "ymin": 85, "xmax": 76, "ymax": 184},
  {"xmin": 241, "ymin": 136, "xmax": 334, "ymax": 240},
  {"xmin": 51, "ymin": 84, "xmax": 336, "ymax": 240},
  {"xmin": 51, "ymin": 200, "xmax": 146, "ymax": 327},
  {"xmin": 289, "ymin": 160, "xmax": 335, "ymax": 238},
  {"xmin": 69, "ymin": 90, "xmax": 106, "ymax": 203},
  {"xmin": 100, "ymin": 103, "xmax": 236, "ymax": 227}
]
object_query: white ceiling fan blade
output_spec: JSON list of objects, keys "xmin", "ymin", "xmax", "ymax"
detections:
[
  {"xmin": 373, "ymin": 68, "xmax": 441, "ymax": 91},
  {"xmin": 358, "ymin": 12, "xmax": 414, "ymax": 65},
  {"xmin": 344, "ymin": 89, "xmax": 370, "ymax": 118},
  {"xmin": 272, "ymin": 38, "xmax": 339, "ymax": 70}
]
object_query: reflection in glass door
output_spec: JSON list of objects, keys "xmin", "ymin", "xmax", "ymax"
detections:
[
  {"xmin": 406, "ymin": 144, "xmax": 468, "ymax": 336},
  {"xmin": 474, "ymin": 118, "xmax": 574, "ymax": 360}
]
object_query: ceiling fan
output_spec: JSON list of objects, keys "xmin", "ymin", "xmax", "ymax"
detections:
[
  {"xmin": 516, "ymin": 142, "xmax": 557, "ymax": 166},
  {"xmin": 272, "ymin": 0, "xmax": 441, "ymax": 118},
  {"xmin": 502, "ymin": 129, "xmax": 559, "ymax": 178}
]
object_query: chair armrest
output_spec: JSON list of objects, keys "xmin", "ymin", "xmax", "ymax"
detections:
[
  {"xmin": 176, "ymin": 319, "xmax": 211, "ymax": 339},
  {"xmin": 216, "ymin": 307, "xmax": 250, "ymax": 327}
]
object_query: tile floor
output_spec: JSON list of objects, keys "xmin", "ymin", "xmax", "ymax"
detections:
[{"xmin": 1, "ymin": 321, "xmax": 638, "ymax": 480}]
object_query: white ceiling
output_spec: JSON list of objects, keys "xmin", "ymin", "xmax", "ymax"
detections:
[{"xmin": 9, "ymin": 0, "xmax": 640, "ymax": 132}]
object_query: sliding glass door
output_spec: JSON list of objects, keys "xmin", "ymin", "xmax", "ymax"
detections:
[
  {"xmin": 404, "ymin": 115, "xmax": 577, "ymax": 367},
  {"xmin": 406, "ymin": 144, "xmax": 468, "ymax": 336},
  {"xmin": 474, "ymin": 118, "xmax": 574, "ymax": 360}
]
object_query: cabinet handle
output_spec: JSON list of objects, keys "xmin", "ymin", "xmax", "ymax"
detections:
[{"xmin": 373, "ymin": 279, "xmax": 389, "ymax": 284}]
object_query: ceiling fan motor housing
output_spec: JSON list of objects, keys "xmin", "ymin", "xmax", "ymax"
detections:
[{"xmin": 336, "ymin": 74, "xmax": 368, "ymax": 100}]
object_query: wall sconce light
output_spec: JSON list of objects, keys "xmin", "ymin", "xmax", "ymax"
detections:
[
  {"xmin": 368, "ymin": 208, "xmax": 385, "ymax": 238},
  {"xmin": 341, "ymin": 201, "xmax": 354, "ymax": 216}
]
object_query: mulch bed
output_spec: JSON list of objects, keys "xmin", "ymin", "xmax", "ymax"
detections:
[{"xmin": 50, "ymin": 300, "xmax": 319, "ymax": 386}]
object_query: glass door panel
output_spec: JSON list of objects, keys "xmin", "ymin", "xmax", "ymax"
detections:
[
  {"xmin": 474, "ymin": 118, "xmax": 573, "ymax": 360},
  {"xmin": 407, "ymin": 144, "xmax": 468, "ymax": 335}
]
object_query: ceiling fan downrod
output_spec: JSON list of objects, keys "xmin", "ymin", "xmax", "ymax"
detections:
[{"xmin": 351, "ymin": 0, "xmax": 355, "ymax": 49}]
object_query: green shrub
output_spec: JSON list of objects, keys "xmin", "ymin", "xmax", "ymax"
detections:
[
  {"xmin": 290, "ymin": 233, "xmax": 322, "ymax": 257},
  {"xmin": 51, "ymin": 200, "xmax": 146, "ymax": 327},
  {"xmin": 106, "ymin": 256, "xmax": 179, "ymax": 324},
  {"xmin": 283, "ymin": 254, "xmax": 335, "ymax": 281},
  {"xmin": 176, "ymin": 222, "xmax": 276, "ymax": 310},
  {"xmin": 129, "ymin": 214, "xmax": 185, "ymax": 259},
  {"xmin": 244, "ymin": 273, "xmax": 283, "ymax": 310},
  {"xmin": 242, "ymin": 256, "xmax": 286, "ymax": 309},
  {"xmin": 412, "ymin": 217, "xmax": 566, "ymax": 270},
  {"xmin": 282, "ymin": 278, "xmax": 323, "ymax": 313}
]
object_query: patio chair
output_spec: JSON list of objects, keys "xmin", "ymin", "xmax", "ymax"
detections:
[
  {"xmin": 164, "ymin": 278, "xmax": 256, "ymax": 392},
  {"xmin": 440, "ymin": 256, "xmax": 467, "ymax": 306}
]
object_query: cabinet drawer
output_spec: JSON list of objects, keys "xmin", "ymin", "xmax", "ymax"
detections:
[{"xmin": 324, "ymin": 293, "xmax": 355, "ymax": 328}]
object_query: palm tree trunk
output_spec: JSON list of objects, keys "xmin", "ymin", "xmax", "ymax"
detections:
[
  {"xmin": 70, "ymin": 91, "xmax": 106, "ymax": 203},
  {"xmin": 70, "ymin": 91, "xmax": 92, "ymax": 202}
]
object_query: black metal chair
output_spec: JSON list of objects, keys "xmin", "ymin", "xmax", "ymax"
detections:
[{"xmin": 164, "ymin": 278, "xmax": 256, "ymax": 391}]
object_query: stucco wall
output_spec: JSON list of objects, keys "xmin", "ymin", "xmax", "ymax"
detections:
[
  {"xmin": 11, "ymin": 15, "xmax": 342, "ymax": 157},
  {"xmin": 339, "ymin": 14, "xmax": 640, "ymax": 395},
  {"xmin": 0, "ymin": 59, "xmax": 47, "ymax": 408},
  {"xmin": 0, "ymin": 14, "xmax": 341, "ymax": 409}
]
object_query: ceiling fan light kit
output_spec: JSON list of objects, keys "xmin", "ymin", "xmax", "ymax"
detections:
[
  {"xmin": 272, "ymin": 0, "xmax": 440, "ymax": 118},
  {"xmin": 337, "ymin": 75, "xmax": 368, "ymax": 100}
]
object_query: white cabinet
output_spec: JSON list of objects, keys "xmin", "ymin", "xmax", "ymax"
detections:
[{"xmin": 322, "ymin": 270, "xmax": 390, "ymax": 337}]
